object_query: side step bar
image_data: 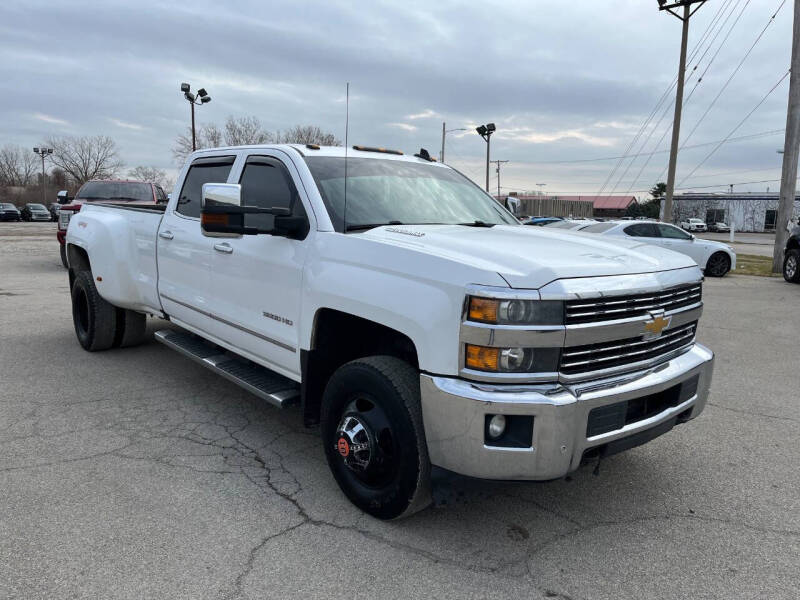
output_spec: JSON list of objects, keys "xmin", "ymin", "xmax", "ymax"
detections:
[{"xmin": 154, "ymin": 329, "xmax": 299, "ymax": 408}]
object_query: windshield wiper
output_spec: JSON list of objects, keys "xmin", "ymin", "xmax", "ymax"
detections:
[
  {"xmin": 345, "ymin": 221, "xmax": 404, "ymax": 232},
  {"xmin": 458, "ymin": 220, "xmax": 495, "ymax": 228}
]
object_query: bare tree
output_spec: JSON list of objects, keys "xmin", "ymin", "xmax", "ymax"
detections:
[
  {"xmin": 173, "ymin": 117, "xmax": 341, "ymax": 165},
  {"xmin": 127, "ymin": 165, "xmax": 171, "ymax": 188},
  {"xmin": 224, "ymin": 115, "xmax": 273, "ymax": 146},
  {"xmin": 275, "ymin": 125, "xmax": 341, "ymax": 146},
  {"xmin": 0, "ymin": 144, "xmax": 38, "ymax": 187},
  {"xmin": 46, "ymin": 136, "xmax": 123, "ymax": 185},
  {"xmin": 172, "ymin": 123, "xmax": 226, "ymax": 164}
]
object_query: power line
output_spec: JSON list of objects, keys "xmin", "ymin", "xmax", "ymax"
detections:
[
  {"xmin": 519, "ymin": 129, "xmax": 784, "ymax": 164},
  {"xmin": 499, "ymin": 176, "xmax": 795, "ymax": 195},
  {"xmin": 502, "ymin": 166, "xmax": 782, "ymax": 187},
  {"xmin": 650, "ymin": 0, "xmax": 780, "ymax": 186},
  {"xmin": 620, "ymin": 0, "xmax": 750, "ymax": 195},
  {"xmin": 679, "ymin": 70, "xmax": 790, "ymax": 185},
  {"xmin": 677, "ymin": 0, "xmax": 787, "ymax": 153},
  {"xmin": 595, "ymin": 0, "xmax": 735, "ymax": 196}
]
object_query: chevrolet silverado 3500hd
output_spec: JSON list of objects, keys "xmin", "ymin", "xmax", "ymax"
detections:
[{"xmin": 65, "ymin": 144, "xmax": 714, "ymax": 519}]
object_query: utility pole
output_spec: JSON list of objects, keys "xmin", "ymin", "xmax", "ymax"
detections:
[
  {"xmin": 493, "ymin": 160, "xmax": 509, "ymax": 197},
  {"xmin": 659, "ymin": 0, "xmax": 706, "ymax": 223},
  {"xmin": 773, "ymin": 0, "xmax": 800, "ymax": 273}
]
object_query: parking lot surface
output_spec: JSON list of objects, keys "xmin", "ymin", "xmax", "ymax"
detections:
[
  {"xmin": 696, "ymin": 231, "xmax": 776, "ymax": 258},
  {"xmin": 1, "ymin": 224, "xmax": 798, "ymax": 599}
]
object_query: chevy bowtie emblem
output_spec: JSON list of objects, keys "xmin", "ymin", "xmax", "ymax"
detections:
[{"xmin": 643, "ymin": 313, "xmax": 671, "ymax": 339}]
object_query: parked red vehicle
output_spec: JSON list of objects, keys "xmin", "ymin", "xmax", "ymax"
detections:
[{"xmin": 57, "ymin": 180, "xmax": 168, "ymax": 267}]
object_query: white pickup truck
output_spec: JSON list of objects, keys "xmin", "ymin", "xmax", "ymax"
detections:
[{"xmin": 65, "ymin": 144, "xmax": 714, "ymax": 519}]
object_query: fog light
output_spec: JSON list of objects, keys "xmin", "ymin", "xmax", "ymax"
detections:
[{"xmin": 488, "ymin": 414, "xmax": 506, "ymax": 439}]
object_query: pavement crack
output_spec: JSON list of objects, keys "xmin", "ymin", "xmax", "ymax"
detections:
[{"xmin": 707, "ymin": 401, "xmax": 799, "ymax": 424}]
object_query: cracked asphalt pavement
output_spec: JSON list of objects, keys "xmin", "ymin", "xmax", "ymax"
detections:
[{"xmin": 1, "ymin": 223, "xmax": 798, "ymax": 599}]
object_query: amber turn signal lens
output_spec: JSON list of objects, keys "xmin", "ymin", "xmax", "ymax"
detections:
[
  {"xmin": 465, "ymin": 344, "xmax": 500, "ymax": 371},
  {"xmin": 468, "ymin": 297, "xmax": 499, "ymax": 323},
  {"xmin": 202, "ymin": 213, "xmax": 228, "ymax": 225}
]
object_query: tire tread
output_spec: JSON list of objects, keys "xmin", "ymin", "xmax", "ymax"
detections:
[{"xmin": 71, "ymin": 270, "xmax": 117, "ymax": 351}]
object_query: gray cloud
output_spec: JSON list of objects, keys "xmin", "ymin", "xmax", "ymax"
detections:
[{"xmin": 0, "ymin": 0, "xmax": 790, "ymax": 194}]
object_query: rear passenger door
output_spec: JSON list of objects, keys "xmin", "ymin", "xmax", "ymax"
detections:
[
  {"xmin": 158, "ymin": 155, "xmax": 235, "ymax": 332},
  {"xmin": 206, "ymin": 152, "xmax": 310, "ymax": 378}
]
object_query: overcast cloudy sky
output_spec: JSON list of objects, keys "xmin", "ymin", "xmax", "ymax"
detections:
[{"xmin": 0, "ymin": 0, "xmax": 792, "ymax": 196}]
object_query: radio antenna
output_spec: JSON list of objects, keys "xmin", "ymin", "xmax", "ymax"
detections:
[{"xmin": 343, "ymin": 82, "xmax": 350, "ymax": 232}]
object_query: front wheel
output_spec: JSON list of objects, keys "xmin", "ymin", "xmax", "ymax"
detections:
[
  {"xmin": 784, "ymin": 249, "xmax": 800, "ymax": 283},
  {"xmin": 321, "ymin": 356, "xmax": 431, "ymax": 520},
  {"xmin": 59, "ymin": 244, "xmax": 68, "ymax": 269},
  {"xmin": 706, "ymin": 252, "xmax": 731, "ymax": 277}
]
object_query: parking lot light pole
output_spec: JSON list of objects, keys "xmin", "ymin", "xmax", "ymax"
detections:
[
  {"xmin": 32, "ymin": 147, "xmax": 53, "ymax": 205},
  {"xmin": 476, "ymin": 123, "xmax": 496, "ymax": 192},
  {"xmin": 181, "ymin": 83, "xmax": 211, "ymax": 151}
]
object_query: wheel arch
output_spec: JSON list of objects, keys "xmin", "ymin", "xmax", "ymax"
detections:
[
  {"xmin": 67, "ymin": 243, "xmax": 91, "ymax": 289},
  {"xmin": 301, "ymin": 308, "xmax": 420, "ymax": 427}
]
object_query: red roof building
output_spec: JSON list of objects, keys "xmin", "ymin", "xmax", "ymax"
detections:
[{"xmin": 547, "ymin": 196, "xmax": 636, "ymax": 217}]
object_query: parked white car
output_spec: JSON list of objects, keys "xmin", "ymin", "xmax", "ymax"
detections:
[
  {"xmin": 582, "ymin": 221, "xmax": 736, "ymax": 277},
  {"xmin": 680, "ymin": 218, "xmax": 707, "ymax": 232}
]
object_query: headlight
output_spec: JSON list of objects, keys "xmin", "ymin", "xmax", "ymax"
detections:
[
  {"xmin": 465, "ymin": 344, "xmax": 559, "ymax": 373},
  {"xmin": 467, "ymin": 296, "xmax": 563, "ymax": 325}
]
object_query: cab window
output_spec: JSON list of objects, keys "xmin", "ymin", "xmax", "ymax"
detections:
[
  {"xmin": 176, "ymin": 156, "xmax": 235, "ymax": 218},
  {"xmin": 623, "ymin": 223, "xmax": 659, "ymax": 238},
  {"xmin": 657, "ymin": 224, "xmax": 692, "ymax": 240},
  {"xmin": 155, "ymin": 186, "xmax": 168, "ymax": 203},
  {"xmin": 239, "ymin": 156, "xmax": 307, "ymax": 235}
]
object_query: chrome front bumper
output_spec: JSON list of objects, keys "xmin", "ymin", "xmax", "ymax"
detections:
[{"xmin": 420, "ymin": 343, "xmax": 714, "ymax": 480}]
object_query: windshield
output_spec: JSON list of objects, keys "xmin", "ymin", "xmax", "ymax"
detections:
[
  {"xmin": 304, "ymin": 157, "xmax": 518, "ymax": 232},
  {"xmin": 75, "ymin": 181, "xmax": 153, "ymax": 202},
  {"xmin": 28, "ymin": 204, "xmax": 46, "ymax": 210},
  {"xmin": 1, "ymin": 203, "xmax": 15, "ymax": 209},
  {"xmin": 582, "ymin": 222, "xmax": 618, "ymax": 233}
]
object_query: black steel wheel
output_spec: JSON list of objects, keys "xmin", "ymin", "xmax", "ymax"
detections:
[
  {"xmin": 321, "ymin": 356, "xmax": 431, "ymax": 520},
  {"xmin": 706, "ymin": 252, "xmax": 731, "ymax": 277},
  {"xmin": 783, "ymin": 249, "xmax": 800, "ymax": 283},
  {"xmin": 71, "ymin": 270, "xmax": 117, "ymax": 351}
]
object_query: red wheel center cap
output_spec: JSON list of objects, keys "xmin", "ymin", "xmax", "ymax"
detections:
[{"xmin": 337, "ymin": 437, "xmax": 350, "ymax": 457}]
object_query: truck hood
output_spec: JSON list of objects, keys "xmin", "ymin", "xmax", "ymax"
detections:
[{"xmin": 360, "ymin": 224, "xmax": 697, "ymax": 289}]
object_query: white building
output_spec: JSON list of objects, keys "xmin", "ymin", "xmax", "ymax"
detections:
[{"xmin": 671, "ymin": 192, "xmax": 800, "ymax": 233}]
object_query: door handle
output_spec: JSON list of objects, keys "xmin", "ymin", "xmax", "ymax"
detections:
[
  {"xmin": 213, "ymin": 242, "xmax": 233, "ymax": 254},
  {"xmin": 158, "ymin": 230, "xmax": 174, "ymax": 240}
]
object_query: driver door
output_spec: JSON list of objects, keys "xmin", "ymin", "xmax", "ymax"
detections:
[{"xmin": 204, "ymin": 152, "xmax": 310, "ymax": 378}]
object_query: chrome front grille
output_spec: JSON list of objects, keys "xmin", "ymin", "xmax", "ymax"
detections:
[
  {"xmin": 565, "ymin": 284, "xmax": 702, "ymax": 325},
  {"xmin": 560, "ymin": 321, "xmax": 697, "ymax": 376}
]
